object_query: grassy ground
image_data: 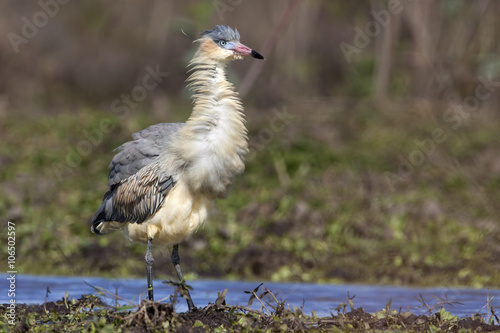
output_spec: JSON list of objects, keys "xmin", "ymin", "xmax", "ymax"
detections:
[
  {"xmin": 1, "ymin": 285, "xmax": 499, "ymax": 332},
  {"xmin": 1, "ymin": 97, "xmax": 500, "ymax": 288}
]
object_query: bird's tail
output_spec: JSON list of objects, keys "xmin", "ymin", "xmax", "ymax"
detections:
[{"xmin": 91, "ymin": 190, "xmax": 127, "ymax": 235}]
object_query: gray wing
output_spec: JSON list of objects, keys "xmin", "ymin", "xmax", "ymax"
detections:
[
  {"xmin": 91, "ymin": 122, "xmax": 185, "ymax": 233},
  {"xmin": 108, "ymin": 122, "xmax": 185, "ymax": 186}
]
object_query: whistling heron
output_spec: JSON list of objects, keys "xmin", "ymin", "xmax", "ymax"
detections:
[{"xmin": 91, "ymin": 26, "xmax": 264, "ymax": 311}]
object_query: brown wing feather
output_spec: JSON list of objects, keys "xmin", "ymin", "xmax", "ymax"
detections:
[
  {"xmin": 112, "ymin": 162, "xmax": 175, "ymax": 224},
  {"xmin": 91, "ymin": 162, "xmax": 175, "ymax": 234}
]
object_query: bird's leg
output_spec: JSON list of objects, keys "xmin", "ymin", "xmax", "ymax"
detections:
[
  {"xmin": 145, "ymin": 237, "xmax": 154, "ymax": 301},
  {"xmin": 171, "ymin": 244, "xmax": 195, "ymax": 311}
]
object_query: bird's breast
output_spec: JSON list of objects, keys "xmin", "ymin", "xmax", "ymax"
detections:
[
  {"xmin": 124, "ymin": 180, "xmax": 211, "ymax": 244},
  {"xmin": 181, "ymin": 113, "xmax": 247, "ymax": 197}
]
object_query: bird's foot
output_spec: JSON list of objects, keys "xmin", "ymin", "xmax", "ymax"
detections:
[{"xmin": 162, "ymin": 279, "xmax": 196, "ymax": 311}]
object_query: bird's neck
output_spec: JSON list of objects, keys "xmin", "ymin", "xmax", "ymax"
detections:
[
  {"xmin": 187, "ymin": 59, "xmax": 239, "ymax": 121},
  {"xmin": 175, "ymin": 55, "xmax": 248, "ymax": 198}
]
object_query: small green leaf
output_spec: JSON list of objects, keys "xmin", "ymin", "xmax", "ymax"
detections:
[{"xmin": 375, "ymin": 310, "xmax": 386, "ymax": 319}]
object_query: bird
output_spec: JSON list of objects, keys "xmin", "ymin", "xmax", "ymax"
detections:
[{"xmin": 90, "ymin": 25, "xmax": 264, "ymax": 312}]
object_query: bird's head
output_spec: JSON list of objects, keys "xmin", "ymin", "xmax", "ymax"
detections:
[{"xmin": 197, "ymin": 25, "xmax": 264, "ymax": 63}]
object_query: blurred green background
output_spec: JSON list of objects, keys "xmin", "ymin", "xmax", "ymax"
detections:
[{"xmin": 1, "ymin": 0, "xmax": 499, "ymax": 288}]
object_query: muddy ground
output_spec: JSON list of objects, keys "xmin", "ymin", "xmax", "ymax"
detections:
[{"xmin": 1, "ymin": 286, "xmax": 499, "ymax": 332}]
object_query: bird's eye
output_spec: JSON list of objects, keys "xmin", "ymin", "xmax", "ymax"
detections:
[{"xmin": 219, "ymin": 40, "xmax": 227, "ymax": 47}]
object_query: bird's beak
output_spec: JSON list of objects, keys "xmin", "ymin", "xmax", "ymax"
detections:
[{"xmin": 233, "ymin": 43, "xmax": 265, "ymax": 60}]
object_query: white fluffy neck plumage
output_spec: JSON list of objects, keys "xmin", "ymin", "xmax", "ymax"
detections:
[{"xmin": 173, "ymin": 44, "xmax": 248, "ymax": 198}]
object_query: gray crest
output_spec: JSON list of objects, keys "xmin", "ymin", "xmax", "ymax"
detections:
[{"xmin": 200, "ymin": 25, "xmax": 240, "ymax": 42}]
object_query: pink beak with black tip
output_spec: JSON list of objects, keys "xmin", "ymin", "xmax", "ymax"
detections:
[{"xmin": 233, "ymin": 43, "xmax": 265, "ymax": 59}]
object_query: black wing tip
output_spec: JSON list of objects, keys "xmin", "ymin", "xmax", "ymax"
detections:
[
  {"xmin": 90, "ymin": 207, "xmax": 106, "ymax": 235},
  {"xmin": 91, "ymin": 224, "xmax": 104, "ymax": 236},
  {"xmin": 90, "ymin": 191, "xmax": 115, "ymax": 236}
]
